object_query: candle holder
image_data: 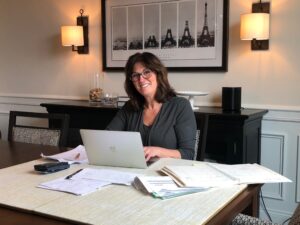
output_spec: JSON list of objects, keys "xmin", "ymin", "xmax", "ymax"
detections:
[
  {"xmin": 89, "ymin": 73, "xmax": 103, "ymax": 102},
  {"xmin": 102, "ymin": 92, "xmax": 118, "ymax": 106}
]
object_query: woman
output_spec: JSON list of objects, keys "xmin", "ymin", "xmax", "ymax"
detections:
[{"xmin": 106, "ymin": 52, "xmax": 197, "ymax": 161}]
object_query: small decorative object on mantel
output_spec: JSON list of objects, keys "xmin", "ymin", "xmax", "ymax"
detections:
[
  {"xmin": 89, "ymin": 88, "xmax": 103, "ymax": 102},
  {"xmin": 177, "ymin": 91, "xmax": 208, "ymax": 110},
  {"xmin": 102, "ymin": 92, "xmax": 118, "ymax": 106},
  {"xmin": 89, "ymin": 73, "xmax": 103, "ymax": 102}
]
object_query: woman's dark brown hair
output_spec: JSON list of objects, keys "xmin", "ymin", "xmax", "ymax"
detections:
[{"xmin": 124, "ymin": 52, "xmax": 176, "ymax": 110}]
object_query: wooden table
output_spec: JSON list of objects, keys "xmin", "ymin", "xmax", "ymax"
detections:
[
  {"xmin": 0, "ymin": 140, "xmax": 67, "ymax": 169},
  {"xmin": 0, "ymin": 140, "xmax": 260, "ymax": 225}
]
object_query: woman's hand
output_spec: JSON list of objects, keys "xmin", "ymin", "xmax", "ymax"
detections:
[{"xmin": 144, "ymin": 146, "xmax": 181, "ymax": 162}]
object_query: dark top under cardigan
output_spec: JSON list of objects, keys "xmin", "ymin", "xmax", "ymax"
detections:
[{"xmin": 106, "ymin": 97, "xmax": 197, "ymax": 160}]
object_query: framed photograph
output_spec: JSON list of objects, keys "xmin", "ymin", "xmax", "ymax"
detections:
[{"xmin": 101, "ymin": 0, "xmax": 229, "ymax": 72}]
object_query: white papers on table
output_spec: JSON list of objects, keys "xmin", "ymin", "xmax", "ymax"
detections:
[
  {"xmin": 41, "ymin": 145, "xmax": 88, "ymax": 164},
  {"xmin": 70, "ymin": 168, "xmax": 138, "ymax": 186},
  {"xmin": 161, "ymin": 164, "xmax": 238, "ymax": 188},
  {"xmin": 133, "ymin": 176, "xmax": 208, "ymax": 199},
  {"xmin": 160, "ymin": 162, "xmax": 292, "ymax": 188},
  {"xmin": 209, "ymin": 163, "xmax": 292, "ymax": 184},
  {"xmin": 38, "ymin": 178, "xmax": 110, "ymax": 196},
  {"xmin": 37, "ymin": 168, "xmax": 138, "ymax": 195}
]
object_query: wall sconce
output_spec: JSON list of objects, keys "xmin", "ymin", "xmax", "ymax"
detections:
[
  {"xmin": 61, "ymin": 9, "xmax": 89, "ymax": 54},
  {"xmin": 240, "ymin": 0, "xmax": 270, "ymax": 50}
]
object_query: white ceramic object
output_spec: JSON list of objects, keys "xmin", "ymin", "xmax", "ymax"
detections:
[{"xmin": 177, "ymin": 91, "xmax": 209, "ymax": 110}]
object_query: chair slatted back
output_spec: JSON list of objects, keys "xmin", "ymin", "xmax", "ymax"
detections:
[
  {"xmin": 194, "ymin": 114, "xmax": 209, "ymax": 161},
  {"xmin": 8, "ymin": 111, "xmax": 69, "ymax": 147}
]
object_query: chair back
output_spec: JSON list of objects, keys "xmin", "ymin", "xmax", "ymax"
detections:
[
  {"xmin": 231, "ymin": 213, "xmax": 278, "ymax": 225},
  {"xmin": 231, "ymin": 203, "xmax": 299, "ymax": 225},
  {"xmin": 8, "ymin": 111, "xmax": 69, "ymax": 147},
  {"xmin": 194, "ymin": 114, "xmax": 209, "ymax": 161},
  {"xmin": 289, "ymin": 203, "xmax": 300, "ymax": 225}
]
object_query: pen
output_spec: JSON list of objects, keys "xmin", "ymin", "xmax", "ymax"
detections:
[
  {"xmin": 74, "ymin": 153, "xmax": 80, "ymax": 160},
  {"xmin": 65, "ymin": 169, "xmax": 83, "ymax": 180}
]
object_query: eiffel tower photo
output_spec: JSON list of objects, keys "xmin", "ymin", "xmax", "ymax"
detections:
[
  {"xmin": 197, "ymin": 2, "xmax": 214, "ymax": 47},
  {"xmin": 161, "ymin": 29, "xmax": 176, "ymax": 48},
  {"xmin": 179, "ymin": 21, "xmax": 195, "ymax": 48},
  {"xmin": 128, "ymin": 39, "xmax": 143, "ymax": 50},
  {"xmin": 145, "ymin": 35, "xmax": 159, "ymax": 48}
]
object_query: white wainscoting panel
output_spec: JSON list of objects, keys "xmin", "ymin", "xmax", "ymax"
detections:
[
  {"xmin": 261, "ymin": 133, "xmax": 285, "ymax": 200},
  {"xmin": 260, "ymin": 109, "xmax": 300, "ymax": 223},
  {"xmin": 297, "ymin": 135, "xmax": 300, "ymax": 203}
]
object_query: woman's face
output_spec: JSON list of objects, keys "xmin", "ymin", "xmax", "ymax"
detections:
[{"xmin": 131, "ymin": 62, "xmax": 158, "ymax": 99}]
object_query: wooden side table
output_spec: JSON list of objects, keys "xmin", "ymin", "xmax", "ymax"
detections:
[{"xmin": 41, "ymin": 101, "xmax": 268, "ymax": 164}]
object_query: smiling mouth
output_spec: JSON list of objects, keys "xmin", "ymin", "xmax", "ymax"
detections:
[{"xmin": 139, "ymin": 83, "xmax": 150, "ymax": 88}]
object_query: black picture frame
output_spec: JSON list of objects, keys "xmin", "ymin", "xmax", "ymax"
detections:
[{"xmin": 102, "ymin": 0, "xmax": 229, "ymax": 72}]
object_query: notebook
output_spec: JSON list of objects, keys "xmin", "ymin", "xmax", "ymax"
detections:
[{"xmin": 80, "ymin": 129, "xmax": 147, "ymax": 169}]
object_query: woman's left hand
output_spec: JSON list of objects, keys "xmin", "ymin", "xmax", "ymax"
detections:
[{"xmin": 144, "ymin": 146, "xmax": 181, "ymax": 161}]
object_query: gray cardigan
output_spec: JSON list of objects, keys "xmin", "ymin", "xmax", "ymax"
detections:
[{"xmin": 106, "ymin": 97, "xmax": 197, "ymax": 160}]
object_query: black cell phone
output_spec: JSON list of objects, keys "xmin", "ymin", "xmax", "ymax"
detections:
[{"xmin": 34, "ymin": 162, "xmax": 70, "ymax": 173}]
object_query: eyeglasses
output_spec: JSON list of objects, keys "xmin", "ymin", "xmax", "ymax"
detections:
[{"xmin": 130, "ymin": 69, "xmax": 152, "ymax": 82}]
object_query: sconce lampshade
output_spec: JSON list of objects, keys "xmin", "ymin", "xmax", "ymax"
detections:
[
  {"xmin": 61, "ymin": 26, "xmax": 84, "ymax": 46},
  {"xmin": 240, "ymin": 13, "xmax": 270, "ymax": 40}
]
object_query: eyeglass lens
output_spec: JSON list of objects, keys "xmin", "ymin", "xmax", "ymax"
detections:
[{"xmin": 131, "ymin": 69, "xmax": 152, "ymax": 81}]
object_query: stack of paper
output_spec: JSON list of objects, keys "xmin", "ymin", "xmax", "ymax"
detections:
[
  {"xmin": 160, "ymin": 163, "xmax": 292, "ymax": 188},
  {"xmin": 208, "ymin": 163, "xmax": 292, "ymax": 184},
  {"xmin": 133, "ymin": 176, "xmax": 208, "ymax": 199},
  {"xmin": 38, "ymin": 168, "xmax": 138, "ymax": 195},
  {"xmin": 69, "ymin": 168, "xmax": 137, "ymax": 185},
  {"xmin": 41, "ymin": 145, "xmax": 88, "ymax": 164},
  {"xmin": 38, "ymin": 178, "xmax": 110, "ymax": 196}
]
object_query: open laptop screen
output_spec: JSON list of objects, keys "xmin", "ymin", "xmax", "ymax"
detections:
[{"xmin": 80, "ymin": 129, "xmax": 147, "ymax": 169}]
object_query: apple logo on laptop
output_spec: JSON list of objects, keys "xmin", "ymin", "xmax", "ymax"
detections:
[{"xmin": 109, "ymin": 146, "xmax": 116, "ymax": 153}]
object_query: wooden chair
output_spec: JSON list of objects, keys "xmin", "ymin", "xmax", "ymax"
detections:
[
  {"xmin": 193, "ymin": 114, "xmax": 209, "ymax": 161},
  {"xmin": 231, "ymin": 203, "xmax": 300, "ymax": 225},
  {"xmin": 8, "ymin": 111, "xmax": 69, "ymax": 147},
  {"xmin": 231, "ymin": 214, "xmax": 278, "ymax": 225},
  {"xmin": 289, "ymin": 204, "xmax": 300, "ymax": 225}
]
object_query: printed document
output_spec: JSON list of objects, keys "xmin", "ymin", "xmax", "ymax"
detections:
[
  {"xmin": 209, "ymin": 163, "xmax": 292, "ymax": 184},
  {"xmin": 37, "ymin": 168, "xmax": 138, "ymax": 195},
  {"xmin": 133, "ymin": 176, "xmax": 208, "ymax": 199},
  {"xmin": 70, "ymin": 168, "xmax": 138, "ymax": 185},
  {"xmin": 161, "ymin": 162, "xmax": 291, "ymax": 188},
  {"xmin": 161, "ymin": 164, "xmax": 238, "ymax": 188},
  {"xmin": 38, "ymin": 177, "xmax": 110, "ymax": 196}
]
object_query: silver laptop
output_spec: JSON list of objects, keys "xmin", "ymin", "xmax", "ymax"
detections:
[{"xmin": 80, "ymin": 129, "xmax": 147, "ymax": 169}]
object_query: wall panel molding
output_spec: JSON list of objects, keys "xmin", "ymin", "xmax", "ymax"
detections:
[
  {"xmin": 0, "ymin": 93, "xmax": 86, "ymax": 103},
  {"xmin": 0, "ymin": 96, "xmax": 71, "ymax": 139},
  {"xmin": 261, "ymin": 133, "xmax": 285, "ymax": 200},
  {"xmin": 262, "ymin": 110, "xmax": 300, "ymax": 123},
  {"xmin": 0, "ymin": 96, "xmax": 85, "ymax": 115},
  {"xmin": 297, "ymin": 135, "xmax": 300, "ymax": 202}
]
